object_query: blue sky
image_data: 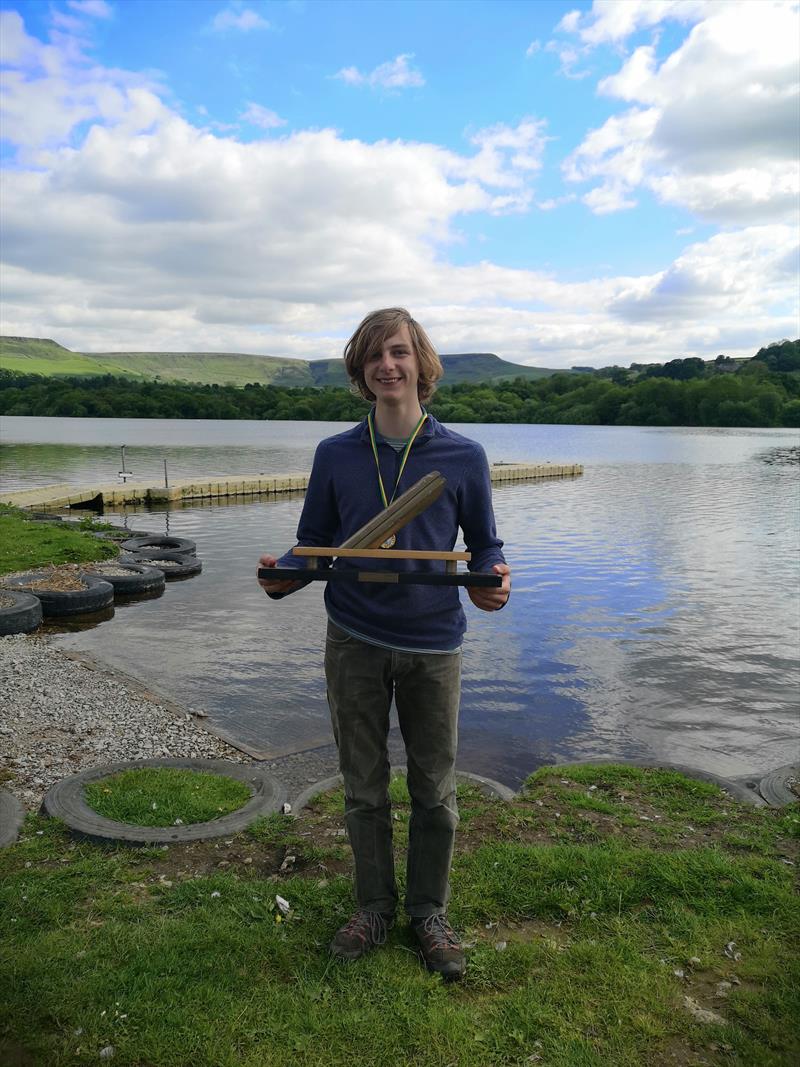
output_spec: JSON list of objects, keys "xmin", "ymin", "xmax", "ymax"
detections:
[{"xmin": 0, "ymin": 0, "xmax": 797, "ymax": 367}]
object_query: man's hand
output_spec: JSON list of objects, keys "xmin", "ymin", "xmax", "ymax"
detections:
[
  {"xmin": 257, "ymin": 553, "xmax": 303, "ymax": 596},
  {"xmin": 467, "ymin": 562, "xmax": 511, "ymax": 612}
]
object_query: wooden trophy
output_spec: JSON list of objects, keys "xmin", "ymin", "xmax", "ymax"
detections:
[{"xmin": 258, "ymin": 472, "xmax": 502, "ymax": 589}]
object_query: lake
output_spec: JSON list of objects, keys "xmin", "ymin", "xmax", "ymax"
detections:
[{"xmin": 2, "ymin": 416, "xmax": 798, "ymax": 787}]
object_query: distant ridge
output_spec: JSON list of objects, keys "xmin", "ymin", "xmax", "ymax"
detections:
[{"xmin": 0, "ymin": 336, "xmax": 563, "ymax": 387}]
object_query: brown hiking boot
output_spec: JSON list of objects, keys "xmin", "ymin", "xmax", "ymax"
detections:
[
  {"xmin": 330, "ymin": 910, "xmax": 394, "ymax": 961},
  {"xmin": 411, "ymin": 914, "xmax": 466, "ymax": 980}
]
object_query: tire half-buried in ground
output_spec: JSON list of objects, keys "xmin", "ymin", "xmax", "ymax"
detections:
[
  {"xmin": 120, "ymin": 535, "xmax": 197, "ymax": 555},
  {"xmin": 758, "ymin": 764, "xmax": 799, "ymax": 807},
  {"xmin": 0, "ymin": 789, "xmax": 25, "ymax": 847},
  {"xmin": 1, "ymin": 572, "xmax": 114, "ymax": 617},
  {"xmin": 82, "ymin": 561, "xmax": 166, "ymax": 596},
  {"xmin": 0, "ymin": 589, "xmax": 43, "ymax": 635},
  {"xmin": 531, "ymin": 759, "xmax": 765, "ymax": 806},
  {"xmin": 121, "ymin": 550, "xmax": 202, "ymax": 579},
  {"xmin": 292, "ymin": 767, "xmax": 514, "ymax": 812},
  {"xmin": 42, "ymin": 758, "xmax": 287, "ymax": 844}
]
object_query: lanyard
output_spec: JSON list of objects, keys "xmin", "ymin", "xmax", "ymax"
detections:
[{"xmin": 367, "ymin": 408, "xmax": 428, "ymax": 509}]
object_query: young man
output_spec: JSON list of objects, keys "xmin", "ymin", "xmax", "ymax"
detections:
[{"xmin": 258, "ymin": 308, "xmax": 510, "ymax": 980}]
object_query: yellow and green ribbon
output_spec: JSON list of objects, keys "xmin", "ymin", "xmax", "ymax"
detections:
[{"xmin": 367, "ymin": 408, "xmax": 428, "ymax": 509}]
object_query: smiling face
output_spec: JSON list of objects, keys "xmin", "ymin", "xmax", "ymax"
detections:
[
  {"xmin": 362, "ymin": 323, "xmax": 421, "ymax": 410},
  {"xmin": 344, "ymin": 308, "xmax": 443, "ymax": 407}
]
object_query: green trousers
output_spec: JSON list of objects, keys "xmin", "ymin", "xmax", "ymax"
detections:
[{"xmin": 324, "ymin": 620, "xmax": 462, "ymax": 917}]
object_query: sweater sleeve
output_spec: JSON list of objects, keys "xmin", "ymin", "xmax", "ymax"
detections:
[
  {"xmin": 267, "ymin": 442, "xmax": 339, "ymax": 599},
  {"xmin": 292, "ymin": 441, "xmax": 341, "ymax": 553},
  {"xmin": 459, "ymin": 442, "xmax": 505, "ymax": 573}
]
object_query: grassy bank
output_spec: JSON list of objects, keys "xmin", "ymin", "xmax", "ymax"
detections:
[
  {"xmin": 84, "ymin": 768, "xmax": 253, "ymax": 827},
  {"xmin": 0, "ymin": 508, "xmax": 118, "ymax": 575},
  {"xmin": 1, "ymin": 765, "xmax": 797, "ymax": 1066}
]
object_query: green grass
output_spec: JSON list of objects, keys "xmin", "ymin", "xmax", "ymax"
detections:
[
  {"xmin": 0, "ymin": 336, "xmax": 149, "ymax": 379},
  {"xmin": 83, "ymin": 350, "xmax": 318, "ymax": 387},
  {"xmin": 84, "ymin": 769, "xmax": 253, "ymax": 827},
  {"xmin": 1, "ymin": 765, "xmax": 797, "ymax": 1066},
  {"xmin": 0, "ymin": 336, "xmax": 317, "ymax": 385},
  {"xmin": 1, "ymin": 354, "xmax": 142, "ymax": 378},
  {"xmin": 0, "ymin": 507, "xmax": 118, "ymax": 575}
]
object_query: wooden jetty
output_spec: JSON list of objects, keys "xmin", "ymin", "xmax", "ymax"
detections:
[{"xmin": 1, "ymin": 462, "xmax": 583, "ymax": 511}]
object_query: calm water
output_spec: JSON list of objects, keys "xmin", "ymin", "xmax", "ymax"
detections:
[{"xmin": 2, "ymin": 416, "xmax": 799, "ymax": 786}]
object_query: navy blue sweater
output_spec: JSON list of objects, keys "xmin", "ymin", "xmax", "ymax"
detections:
[{"xmin": 274, "ymin": 412, "xmax": 505, "ymax": 651}]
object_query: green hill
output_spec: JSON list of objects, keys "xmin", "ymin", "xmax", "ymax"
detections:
[
  {"xmin": 0, "ymin": 338, "xmax": 316, "ymax": 387},
  {"xmin": 0, "ymin": 337, "xmax": 153, "ymax": 380},
  {"xmin": 0, "ymin": 336, "xmax": 564, "ymax": 388},
  {"xmin": 309, "ymin": 352, "xmax": 559, "ymax": 386},
  {"xmin": 87, "ymin": 350, "xmax": 315, "ymax": 387},
  {"xmin": 440, "ymin": 353, "xmax": 557, "ymax": 383}
]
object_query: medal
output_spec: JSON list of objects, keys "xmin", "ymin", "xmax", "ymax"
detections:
[{"xmin": 367, "ymin": 409, "xmax": 428, "ymax": 550}]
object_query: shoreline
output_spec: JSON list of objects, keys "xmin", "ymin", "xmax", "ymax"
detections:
[
  {"xmin": 2, "ymin": 632, "xmax": 781, "ymax": 814},
  {"xmin": 1, "ymin": 633, "xmax": 406, "ymax": 811}
]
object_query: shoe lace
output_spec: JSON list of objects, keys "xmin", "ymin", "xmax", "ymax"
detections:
[
  {"xmin": 342, "ymin": 910, "xmax": 390, "ymax": 946},
  {"xmin": 420, "ymin": 914, "xmax": 460, "ymax": 950}
]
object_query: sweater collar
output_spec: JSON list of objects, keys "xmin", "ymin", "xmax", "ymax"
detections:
[{"xmin": 359, "ymin": 407, "xmax": 436, "ymax": 443}]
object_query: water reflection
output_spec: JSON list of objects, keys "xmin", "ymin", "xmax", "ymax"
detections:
[{"xmin": 40, "ymin": 604, "xmax": 115, "ymax": 634}]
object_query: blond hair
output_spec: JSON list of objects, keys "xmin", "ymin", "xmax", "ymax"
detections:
[{"xmin": 343, "ymin": 308, "xmax": 443, "ymax": 404}]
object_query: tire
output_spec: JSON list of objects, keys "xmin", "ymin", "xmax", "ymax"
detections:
[
  {"xmin": 524, "ymin": 759, "xmax": 764, "ymax": 806},
  {"xmin": 120, "ymin": 535, "xmax": 196, "ymax": 556},
  {"xmin": 758, "ymin": 764, "xmax": 799, "ymax": 807},
  {"xmin": 121, "ymin": 550, "xmax": 202, "ymax": 579},
  {"xmin": 81, "ymin": 562, "xmax": 166, "ymax": 596},
  {"xmin": 292, "ymin": 768, "xmax": 514, "ymax": 812},
  {"xmin": 1, "ymin": 573, "xmax": 114, "ymax": 617},
  {"xmin": 0, "ymin": 789, "xmax": 25, "ymax": 848},
  {"xmin": 0, "ymin": 589, "xmax": 43, "ymax": 635},
  {"xmin": 41, "ymin": 758, "xmax": 287, "ymax": 844},
  {"xmin": 89, "ymin": 527, "xmax": 157, "ymax": 545}
]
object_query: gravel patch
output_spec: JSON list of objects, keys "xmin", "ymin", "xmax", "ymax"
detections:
[
  {"xmin": 1, "ymin": 634, "xmax": 413, "ymax": 812},
  {"xmin": 1, "ymin": 634, "xmax": 251, "ymax": 811},
  {"xmin": 0, "ymin": 593, "xmax": 14, "ymax": 608},
  {"xmin": 83, "ymin": 563, "xmax": 143, "ymax": 577}
]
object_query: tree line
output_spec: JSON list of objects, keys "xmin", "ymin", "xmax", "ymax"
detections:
[{"xmin": 1, "ymin": 339, "xmax": 798, "ymax": 427}]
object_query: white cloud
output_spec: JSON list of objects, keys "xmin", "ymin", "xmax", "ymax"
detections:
[
  {"xmin": 334, "ymin": 66, "xmax": 361, "ymax": 86},
  {"xmin": 0, "ymin": 11, "xmax": 166, "ymax": 151},
  {"xmin": 335, "ymin": 54, "xmax": 424, "ymax": 90},
  {"xmin": 544, "ymin": 39, "xmax": 592, "ymax": 79},
  {"xmin": 561, "ymin": 0, "xmax": 709, "ymax": 45},
  {"xmin": 0, "ymin": 10, "xmax": 43, "ymax": 67},
  {"xmin": 2, "ymin": 104, "xmax": 792, "ymax": 366},
  {"xmin": 537, "ymin": 194, "xmax": 577, "ymax": 211},
  {"xmin": 0, "ymin": 8, "xmax": 796, "ymax": 369},
  {"xmin": 211, "ymin": 7, "xmax": 269, "ymax": 32},
  {"xmin": 562, "ymin": 1, "xmax": 800, "ymax": 223},
  {"xmin": 608, "ymin": 226, "xmax": 799, "ymax": 323},
  {"xmin": 67, "ymin": 0, "xmax": 113, "ymax": 17},
  {"xmin": 556, "ymin": 10, "xmax": 582, "ymax": 34},
  {"xmin": 525, "ymin": 40, "xmax": 541, "ymax": 58},
  {"xmin": 459, "ymin": 119, "xmax": 549, "ymax": 213},
  {"xmin": 240, "ymin": 102, "xmax": 286, "ymax": 130}
]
